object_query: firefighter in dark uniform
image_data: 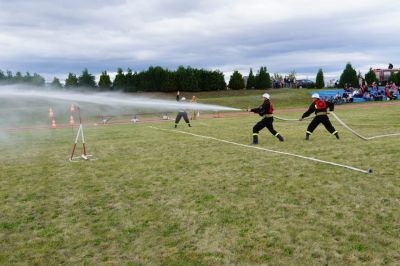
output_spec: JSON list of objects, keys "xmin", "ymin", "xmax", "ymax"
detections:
[
  {"xmin": 299, "ymin": 93, "xmax": 339, "ymax": 140},
  {"xmin": 249, "ymin": 93, "xmax": 284, "ymax": 144},
  {"xmin": 175, "ymin": 91, "xmax": 192, "ymax": 128}
]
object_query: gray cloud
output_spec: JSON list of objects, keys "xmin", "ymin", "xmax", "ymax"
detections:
[{"xmin": 1, "ymin": 0, "xmax": 399, "ymax": 81}]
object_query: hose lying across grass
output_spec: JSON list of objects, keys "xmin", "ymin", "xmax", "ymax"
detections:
[
  {"xmin": 329, "ymin": 112, "xmax": 400, "ymax": 140},
  {"xmin": 149, "ymin": 126, "xmax": 373, "ymax": 174},
  {"xmin": 274, "ymin": 112, "xmax": 400, "ymax": 140},
  {"xmin": 274, "ymin": 115, "xmax": 311, "ymax": 121}
]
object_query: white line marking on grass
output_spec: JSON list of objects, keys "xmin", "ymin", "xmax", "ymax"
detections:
[
  {"xmin": 331, "ymin": 112, "xmax": 400, "ymax": 140},
  {"xmin": 148, "ymin": 126, "xmax": 373, "ymax": 174},
  {"xmin": 196, "ymin": 122, "xmax": 209, "ymax": 126}
]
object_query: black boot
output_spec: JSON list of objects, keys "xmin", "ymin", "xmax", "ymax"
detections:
[
  {"xmin": 174, "ymin": 124, "xmax": 177, "ymax": 128},
  {"xmin": 188, "ymin": 123, "xmax": 192, "ymax": 127},
  {"xmin": 276, "ymin": 134, "xmax": 284, "ymax": 142},
  {"xmin": 305, "ymin": 133, "xmax": 310, "ymax": 140},
  {"xmin": 252, "ymin": 134, "xmax": 258, "ymax": 144},
  {"xmin": 334, "ymin": 132, "xmax": 340, "ymax": 139}
]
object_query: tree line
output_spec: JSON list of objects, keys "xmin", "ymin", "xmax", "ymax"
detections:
[
  {"xmin": 0, "ymin": 70, "xmax": 45, "ymax": 86},
  {"xmin": 2, "ymin": 63, "xmax": 399, "ymax": 91},
  {"xmin": 0, "ymin": 65, "xmax": 275, "ymax": 91},
  {"xmin": 228, "ymin": 66, "xmax": 273, "ymax": 90},
  {"xmin": 64, "ymin": 66, "xmax": 227, "ymax": 92}
]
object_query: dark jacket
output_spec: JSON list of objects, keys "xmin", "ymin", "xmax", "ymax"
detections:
[
  {"xmin": 302, "ymin": 99, "xmax": 334, "ymax": 118},
  {"xmin": 251, "ymin": 100, "xmax": 273, "ymax": 116}
]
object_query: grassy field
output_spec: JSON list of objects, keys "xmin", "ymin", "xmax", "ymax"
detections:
[
  {"xmin": 1, "ymin": 90, "xmax": 400, "ymax": 265},
  {"xmin": 193, "ymin": 88, "xmax": 312, "ymax": 109}
]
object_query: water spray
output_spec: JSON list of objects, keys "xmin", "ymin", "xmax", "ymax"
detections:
[{"xmin": 0, "ymin": 87, "xmax": 240, "ymax": 112}]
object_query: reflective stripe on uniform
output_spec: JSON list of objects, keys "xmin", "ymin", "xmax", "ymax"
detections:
[
  {"xmin": 253, "ymin": 133, "xmax": 259, "ymax": 136},
  {"xmin": 316, "ymin": 112, "xmax": 327, "ymax": 116},
  {"xmin": 264, "ymin": 114, "xmax": 273, "ymax": 118},
  {"xmin": 332, "ymin": 131, "xmax": 338, "ymax": 135},
  {"xmin": 306, "ymin": 131, "xmax": 312, "ymax": 134},
  {"xmin": 274, "ymin": 133, "xmax": 280, "ymax": 136}
]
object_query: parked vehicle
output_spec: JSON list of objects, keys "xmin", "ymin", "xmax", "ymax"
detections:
[{"xmin": 296, "ymin": 79, "xmax": 315, "ymax": 88}]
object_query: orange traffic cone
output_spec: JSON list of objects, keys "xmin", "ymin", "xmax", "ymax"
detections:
[
  {"xmin": 51, "ymin": 118, "xmax": 57, "ymax": 129},
  {"xmin": 49, "ymin": 107, "xmax": 54, "ymax": 118}
]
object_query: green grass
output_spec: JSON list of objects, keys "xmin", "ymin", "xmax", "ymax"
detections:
[
  {"xmin": 185, "ymin": 88, "xmax": 313, "ymax": 109},
  {"xmin": 1, "ymin": 91, "xmax": 400, "ymax": 265}
]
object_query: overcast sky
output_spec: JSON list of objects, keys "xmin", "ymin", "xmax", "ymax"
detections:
[{"xmin": 1, "ymin": 0, "xmax": 400, "ymax": 82}]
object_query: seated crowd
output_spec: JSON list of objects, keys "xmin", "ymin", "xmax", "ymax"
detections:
[
  {"xmin": 319, "ymin": 82, "xmax": 399, "ymax": 105},
  {"xmin": 355, "ymin": 82, "xmax": 398, "ymax": 101}
]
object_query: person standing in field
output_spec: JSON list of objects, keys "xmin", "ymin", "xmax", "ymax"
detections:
[
  {"xmin": 299, "ymin": 93, "xmax": 340, "ymax": 140},
  {"xmin": 249, "ymin": 93, "xmax": 284, "ymax": 144},
  {"xmin": 190, "ymin": 95, "xmax": 199, "ymax": 120},
  {"xmin": 175, "ymin": 91, "xmax": 192, "ymax": 128}
]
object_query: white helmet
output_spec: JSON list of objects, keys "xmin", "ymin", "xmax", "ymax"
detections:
[
  {"xmin": 181, "ymin": 97, "xmax": 186, "ymax": 101},
  {"xmin": 262, "ymin": 93, "xmax": 270, "ymax": 99},
  {"xmin": 311, "ymin": 93, "xmax": 320, "ymax": 99}
]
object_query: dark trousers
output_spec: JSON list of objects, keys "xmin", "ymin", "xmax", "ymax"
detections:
[
  {"xmin": 175, "ymin": 111, "xmax": 190, "ymax": 124},
  {"xmin": 253, "ymin": 117, "xmax": 278, "ymax": 136},
  {"xmin": 307, "ymin": 115, "xmax": 336, "ymax": 134}
]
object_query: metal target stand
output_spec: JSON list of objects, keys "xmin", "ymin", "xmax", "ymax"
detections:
[{"xmin": 69, "ymin": 106, "xmax": 96, "ymax": 162}]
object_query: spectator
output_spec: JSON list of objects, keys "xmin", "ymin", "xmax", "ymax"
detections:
[
  {"xmin": 371, "ymin": 82, "xmax": 378, "ymax": 91},
  {"xmin": 334, "ymin": 81, "xmax": 339, "ymax": 88},
  {"xmin": 362, "ymin": 91, "xmax": 372, "ymax": 101},
  {"xmin": 347, "ymin": 94, "xmax": 354, "ymax": 103},
  {"xmin": 190, "ymin": 96, "xmax": 199, "ymax": 120},
  {"xmin": 371, "ymin": 88, "xmax": 384, "ymax": 101},
  {"xmin": 344, "ymin": 84, "xmax": 354, "ymax": 93},
  {"xmin": 360, "ymin": 84, "xmax": 368, "ymax": 93},
  {"xmin": 391, "ymin": 83, "xmax": 399, "ymax": 98},
  {"xmin": 342, "ymin": 91, "xmax": 349, "ymax": 99},
  {"xmin": 334, "ymin": 92, "xmax": 343, "ymax": 104},
  {"xmin": 385, "ymin": 86, "xmax": 397, "ymax": 100},
  {"xmin": 284, "ymin": 77, "xmax": 289, "ymax": 88},
  {"xmin": 352, "ymin": 89, "xmax": 363, "ymax": 98},
  {"xmin": 390, "ymin": 82, "xmax": 397, "ymax": 91}
]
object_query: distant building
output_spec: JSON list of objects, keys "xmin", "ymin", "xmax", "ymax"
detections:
[{"xmin": 373, "ymin": 68, "xmax": 400, "ymax": 83}]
